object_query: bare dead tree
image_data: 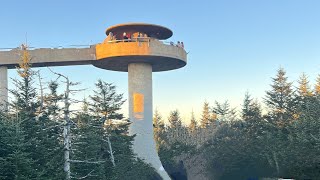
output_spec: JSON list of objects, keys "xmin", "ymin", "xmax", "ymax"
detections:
[
  {"xmin": 48, "ymin": 68, "xmax": 104, "ymax": 180},
  {"xmin": 36, "ymin": 70, "xmax": 45, "ymax": 112},
  {"xmin": 48, "ymin": 68, "xmax": 72, "ymax": 180}
]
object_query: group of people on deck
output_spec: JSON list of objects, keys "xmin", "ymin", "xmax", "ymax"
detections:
[
  {"xmin": 170, "ymin": 41, "xmax": 184, "ymax": 48},
  {"xmin": 105, "ymin": 31, "xmax": 184, "ymax": 48},
  {"xmin": 106, "ymin": 31, "xmax": 149, "ymax": 42}
]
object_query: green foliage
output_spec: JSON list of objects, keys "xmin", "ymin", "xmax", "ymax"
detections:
[
  {"xmin": 314, "ymin": 74, "xmax": 320, "ymax": 95},
  {"xmin": 242, "ymin": 92, "xmax": 262, "ymax": 122},
  {"xmin": 189, "ymin": 111, "xmax": 197, "ymax": 133},
  {"xmin": 297, "ymin": 73, "xmax": 313, "ymax": 97},
  {"xmin": 72, "ymin": 80, "xmax": 160, "ymax": 179},
  {"xmin": 0, "ymin": 115, "xmax": 36, "ymax": 179},
  {"xmin": 213, "ymin": 100, "xmax": 237, "ymax": 121},
  {"xmin": 160, "ymin": 68, "xmax": 320, "ymax": 180},
  {"xmin": 200, "ymin": 101, "xmax": 211, "ymax": 128},
  {"xmin": 90, "ymin": 79, "xmax": 125, "ymax": 120},
  {"xmin": 153, "ymin": 110, "xmax": 167, "ymax": 150},
  {"xmin": 168, "ymin": 110, "xmax": 182, "ymax": 129},
  {"xmin": 43, "ymin": 81, "xmax": 63, "ymax": 120},
  {"xmin": 264, "ymin": 68, "xmax": 297, "ymax": 125}
]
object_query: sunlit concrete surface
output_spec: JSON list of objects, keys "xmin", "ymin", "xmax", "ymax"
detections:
[
  {"xmin": 0, "ymin": 47, "xmax": 96, "ymax": 68},
  {"xmin": 128, "ymin": 63, "xmax": 171, "ymax": 178}
]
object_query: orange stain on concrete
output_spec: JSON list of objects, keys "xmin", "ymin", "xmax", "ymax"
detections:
[{"xmin": 133, "ymin": 93, "xmax": 144, "ymax": 113}]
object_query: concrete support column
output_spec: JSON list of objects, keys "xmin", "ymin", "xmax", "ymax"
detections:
[
  {"xmin": 128, "ymin": 63, "xmax": 170, "ymax": 180},
  {"xmin": 0, "ymin": 66, "xmax": 8, "ymax": 110}
]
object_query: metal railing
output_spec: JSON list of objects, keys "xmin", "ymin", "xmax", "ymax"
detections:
[
  {"xmin": 105, "ymin": 37, "xmax": 185, "ymax": 50},
  {"xmin": 106, "ymin": 37, "xmax": 150, "ymax": 43}
]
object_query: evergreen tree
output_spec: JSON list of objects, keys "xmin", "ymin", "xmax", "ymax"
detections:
[
  {"xmin": 0, "ymin": 114, "xmax": 36, "ymax": 179},
  {"xmin": 213, "ymin": 100, "xmax": 237, "ymax": 121},
  {"xmin": 297, "ymin": 73, "xmax": 312, "ymax": 97},
  {"xmin": 9, "ymin": 46, "xmax": 64, "ymax": 179},
  {"xmin": 36, "ymin": 81, "xmax": 64, "ymax": 179},
  {"xmin": 9, "ymin": 46, "xmax": 42, "ymax": 178},
  {"xmin": 210, "ymin": 111, "xmax": 218, "ymax": 124},
  {"xmin": 291, "ymin": 94, "xmax": 320, "ymax": 179},
  {"xmin": 189, "ymin": 110, "xmax": 197, "ymax": 134},
  {"xmin": 168, "ymin": 110, "xmax": 182, "ymax": 129},
  {"xmin": 314, "ymin": 74, "xmax": 320, "ymax": 96},
  {"xmin": 90, "ymin": 80, "xmax": 125, "ymax": 120},
  {"xmin": 242, "ymin": 92, "xmax": 261, "ymax": 121},
  {"xmin": 200, "ymin": 101, "xmax": 211, "ymax": 128},
  {"xmin": 264, "ymin": 68, "xmax": 296, "ymax": 125},
  {"xmin": 10, "ymin": 45, "xmax": 38, "ymax": 118},
  {"xmin": 72, "ymin": 80, "xmax": 159, "ymax": 179},
  {"xmin": 153, "ymin": 109, "xmax": 167, "ymax": 150},
  {"xmin": 43, "ymin": 81, "xmax": 63, "ymax": 121}
]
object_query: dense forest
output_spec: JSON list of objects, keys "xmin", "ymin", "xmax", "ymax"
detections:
[
  {"xmin": 1, "ymin": 47, "xmax": 320, "ymax": 180},
  {"xmin": 156, "ymin": 69, "xmax": 320, "ymax": 180}
]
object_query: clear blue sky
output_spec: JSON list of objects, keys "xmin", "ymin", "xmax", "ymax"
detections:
[{"xmin": 1, "ymin": 0, "xmax": 320, "ymax": 124}]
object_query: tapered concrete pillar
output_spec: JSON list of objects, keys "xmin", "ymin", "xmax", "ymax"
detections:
[
  {"xmin": 128, "ymin": 63, "xmax": 170, "ymax": 180},
  {"xmin": 0, "ymin": 66, "xmax": 8, "ymax": 110}
]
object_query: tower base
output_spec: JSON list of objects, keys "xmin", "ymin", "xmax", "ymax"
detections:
[{"xmin": 128, "ymin": 63, "xmax": 170, "ymax": 179}]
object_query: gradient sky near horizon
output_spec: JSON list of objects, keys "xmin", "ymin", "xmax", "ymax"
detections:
[{"xmin": 1, "ymin": 0, "xmax": 320, "ymax": 124}]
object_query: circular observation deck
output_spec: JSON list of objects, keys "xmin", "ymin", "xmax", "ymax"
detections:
[{"xmin": 94, "ymin": 23, "xmax": 187, "ymax": 72}]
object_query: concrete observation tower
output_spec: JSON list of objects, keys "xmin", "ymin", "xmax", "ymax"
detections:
[{"xmin": 0, "ymin": 23, "xmax": 187, "ymax": 179}]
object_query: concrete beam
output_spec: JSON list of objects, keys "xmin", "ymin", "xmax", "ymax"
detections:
[{"xmin": 0, "ymin": 46, "xmax": 96, "ymax": 69}]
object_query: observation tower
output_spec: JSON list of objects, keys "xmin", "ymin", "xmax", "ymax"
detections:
[
  {"xmin": 95, "ymin": 23, "xmax": 187, "ymax": 179},
  {"xmin": 0, "ymin": 23, "xmax": 187, "ymax": 179}
]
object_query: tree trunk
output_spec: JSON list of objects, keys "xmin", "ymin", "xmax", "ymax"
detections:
[{"xmin": 63, "ymin": 77, "xmax": 71, "ymax": 180}]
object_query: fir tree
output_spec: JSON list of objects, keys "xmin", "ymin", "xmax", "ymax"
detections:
[
  {"xmin": 213, "ymin": 100, "xmax": 237, "ymax": 121},
  {"xmin": 264, "ymin": 68, "xmax": 296, "ymax": 125},
  {"xmin": 153, "ymin": 109, "xmax": 166, "ymax": 150},
  {"xmin": 200, "ymin": 101, "xmax": 211, "ymax": 128},
  {"xmin": 43, "ymin": 81, "xmax": 63, "ymax": 121},
  {"xmin": 168, "ymin": 110, "xmax": 182, "ymax": 129},
  {"xmin": 8, "ymin": 46, "xmax": 64, "ymax": 179},
  {"xmin": 242, "ymin": 92, "xmax": 261, "ymax": 121},
  {"xmin": 189, "ymin": 110, "xmax": 197, "ymax": 134},
  {"xmin": 10, "ymin": 45, "xmax": 38, "ymax": 118},
  {"xmin": 314, "ymin": 74, "xmax": 320, "ymax": 96},
  {"xmin": 73, "ymin": 80, "xmax": 159, "ymax": 179},
  {"xmin": 90, "ymin": 80, "xmax": 125, "ymax": 120},
  {"xmin": 297, "ymin": 73, "xmax": 313, "ymax": 97},
  {"xmin": 0, "ymin": 115, "xmax": 36, "ymax": 179}
]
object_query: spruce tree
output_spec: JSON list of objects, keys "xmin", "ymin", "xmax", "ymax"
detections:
[
  {"xmin": 213, "ymin": 101, "xmax": 237, "ymax": 121},
  {"xmin": 297, "ymin": 73, "xmax": 312, "ymax": 97},
  {"xmin": 242, "ymin": 92, "xmax": 261, "ymax": 121},
  {"xmin": 314, "ymin": 74, "xmax": 320, "ymax": 96},
  {"xmin": 9, "ymin": 45, "xmax": 64, "ymax": 179},
  {"xmin": 264, "ymin": 68, "xmax": 296, "ymax": 125},
  {"xmin": 10, "ymin": 45, "xmax": 38, "ymax": 118},
  {"xmin": 189, "ymin": 110, "xmax": 197, "ymax": 134},
  {"xmin": 200, "ymin": 101, "xmax": 211, "ymax": 128},
  {"xmin": 153, "ymin": 109, "xmax": 167, "ymax": 150},
  {"xmin": 168, "ymin": 110, "xmax": 182, "ymax": 129},
  {"xmin": 43, "ymin": 81, "xmax": 63, "ymax": 121},
  {"xmin": 90, "ymin": 80, "xmax": 125, "ymax": 120},
  {"xmin": 0, "ymin": 114, "xmax": 36, "ymax": 179},
  {"xmin": 73, "ymin": 80, "xmax": 159, "ymax": 179}
]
